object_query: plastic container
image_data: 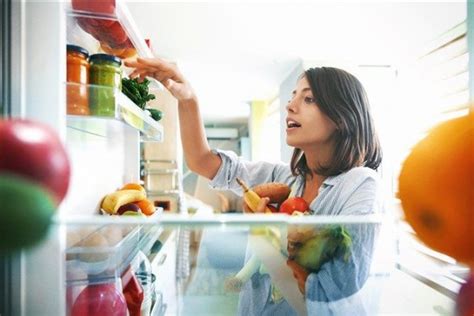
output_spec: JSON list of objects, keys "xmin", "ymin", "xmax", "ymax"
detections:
[
  {"xmin": 66, "ymin": 44, "xmax": 90, "ymax": 115},
  {"xmin": 66, "ymin": 225, "xmax": 141, "ymax": 277},
  {"xmin": 89, "ymin": 53, "xmax": 122, "ymax": 116}
]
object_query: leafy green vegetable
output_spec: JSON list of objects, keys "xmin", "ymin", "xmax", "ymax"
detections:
[
  {"xmin": 121, "ymin": 77, "xmax": 156, "ymax": 109},
  {"xmin": 294, "ymin": 225, "xmax": 352, "ymax": 272}
]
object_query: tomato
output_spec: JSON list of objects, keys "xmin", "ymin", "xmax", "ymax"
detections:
[
  {"xmin": 0, "ymin": 119, "xmax": 70, "ymax": 204},
  {"xmin": 279, "ymin": 197, "xmax": 309, "ymax": 215}
]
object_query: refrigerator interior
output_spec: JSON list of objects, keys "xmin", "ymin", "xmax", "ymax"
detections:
[{"xmin": 1, "ymin": 1, "xmax": 472, "ymax": 315}]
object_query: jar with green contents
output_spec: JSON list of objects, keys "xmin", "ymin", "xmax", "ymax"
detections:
[{"xmin": 89, "ymin": 54, "xmax": 122, "ymax": 116}]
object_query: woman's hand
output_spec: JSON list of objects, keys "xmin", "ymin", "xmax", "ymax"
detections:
[
  {"xmin": 286, "ymin": 259, "xmax": 309, "ymax": 295},
  {"xmin": 124, "ymin": 57, "xmax": 195, "ymax": 101}
]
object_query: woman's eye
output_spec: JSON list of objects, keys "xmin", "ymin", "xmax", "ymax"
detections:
[{"xmin": 304, "ymin": 97, "xmax": 315, "ymax": 103}]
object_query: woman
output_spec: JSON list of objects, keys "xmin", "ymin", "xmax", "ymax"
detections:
[{"xmin": 126, "ymin": 58, "xmax": 384, "ymax": 315}]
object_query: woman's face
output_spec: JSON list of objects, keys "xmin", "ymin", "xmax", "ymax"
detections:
[{"xmin": 285, "ymin": 76, "xmax": 338, "ymax": 149}]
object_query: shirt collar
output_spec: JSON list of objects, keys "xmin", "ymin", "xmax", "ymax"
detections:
[{"xmin": 322, "ymin": 175, "xmax": 340, "ymax": 186}]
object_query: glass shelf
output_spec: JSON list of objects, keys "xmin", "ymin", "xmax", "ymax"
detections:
[
  {"xmin": 55, "ymin": 213, "xmax": 458, "ymax": 316},
  {"xmin": 66, "ymin": 82, "xmax": 163, "ymax": 141}
]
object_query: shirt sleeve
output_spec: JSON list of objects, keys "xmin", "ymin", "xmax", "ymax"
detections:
[
  {"xmin": 208, "ymin": 148, "xmax": 292, "ymax": 196},
  {"xmin": 304, "ymin": 175, "xmax": 382, "ymax": 309}
]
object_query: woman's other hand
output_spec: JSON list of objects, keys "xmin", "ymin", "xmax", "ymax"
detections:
[
  {"xmin": 286, "ymin": 259, "xmax": 309, "ymax": 295},
  {"xmin": 124, "ymin": 57, "xmax": 195, "ymax": 101}
]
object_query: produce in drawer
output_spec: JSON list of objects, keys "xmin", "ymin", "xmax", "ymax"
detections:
[
  {"xmin": 120, "ymin": 182, "xmax": 147, "ymax": 195},
  {"xmin": 101, "ymin": 226, "xmax": 124, "ymax": 246},
  {"xmin": 136, "ymin": 199, "xmax": 156, "ymax": 216},
  {"xmin": 72, "ymin": 0, "xmax": 116, "ymax": 14},
  {"xmin": 71, "ymin": 283, "xmax": 127, "ymax": 316},
  {"xmin": 117, "ymin": 202, "xmax": 141, "ymax": 215},
  {"xmin": 101, "ymin": 183, "xmax": 156, "ymax": 216},
  {"xmin": 101, "ymin": 189, "xmax": 146, "ymax": 214},
  {"xmin": 104, "ymin": 21, "xmax": 129, "ymax": 47},
  {"xmin": 78, "ymin": 231, "xmax": 109, "ymax": 262},
  {"xmin": 100, "ymin": 41, "xmax": 137, "ymax": 59}
]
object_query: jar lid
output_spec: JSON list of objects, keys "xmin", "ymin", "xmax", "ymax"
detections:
[
  {"xmin": 89, "ymin": 53, "xmax": 122, "ymax": 66},
  {"xmin": 67, "ymin": 44, "xmax": 89, "ymax": 58}
]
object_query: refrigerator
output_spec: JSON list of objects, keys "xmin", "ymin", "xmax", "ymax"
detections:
[{"xmin": 1, "ymin": 1, "xmax": 473, "ymax": 315}]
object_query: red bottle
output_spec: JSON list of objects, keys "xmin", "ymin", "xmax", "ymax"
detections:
[{"xmin": 121, "ymin": 266, "xmax": 144, "ymax": 316}]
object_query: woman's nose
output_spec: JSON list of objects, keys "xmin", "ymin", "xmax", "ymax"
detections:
[{"xmin": 286, "ymin": 99, "xmax": 296, "ymax": 112}]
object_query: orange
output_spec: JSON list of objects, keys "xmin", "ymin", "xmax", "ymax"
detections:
[
  {"xmin": 398, "ymin": 113, "xmax": 474, "ymax": 265},
  {"xmin": 136, "ymin": 199, "xmax": 155, "ymax": 216},
  {"xmin": 120, "ymin": 183, "xmax": 146, "ymax": 195}
]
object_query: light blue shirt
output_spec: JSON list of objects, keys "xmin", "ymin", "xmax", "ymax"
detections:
[{"xmin": 209, "ymin": 149, "xmax": 384, "ymax": 316}]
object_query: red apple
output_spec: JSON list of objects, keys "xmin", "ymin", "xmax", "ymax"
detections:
[
  {"xmin": 456, "ymin": 273, "xmax": 474, "ymax": 316},
  {"xmin": 279, "ymin": 197, "xmax": 309, "ymax": 215},
  {"xmin": 0, "ymin": 119, "xmax": 71, "ymax": 204}
]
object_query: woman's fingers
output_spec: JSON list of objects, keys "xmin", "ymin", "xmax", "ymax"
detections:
[
  {"xmin": 129, "ymin": 68, "xmax": 153, "ymax": 80},
  {"xmin": 125, "ymin": 57, "xmax": 194, "ymax": 101},
  {"xmin": 255, "ymin": 197, "xmax": 270, "ymax": 213},
  {"xmin": 242, "ymin": 201, "xmax": 252, "ymax": 213},
  {"xmin": 133, "ymin": 57, "xmax": 182, "ymax": 80}
]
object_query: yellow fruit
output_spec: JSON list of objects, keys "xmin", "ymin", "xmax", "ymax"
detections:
[
  {"xmin": 101, "ymin": 189, "xmax": 146, "ymax": 214},
  {"xmin": 398, "ymin": 113, "xmax": 474, "ymax": 265},
  {"xmin": 236, "ymin": 178, "xmax": 272, "ymax": 213},
  {"xmin": 120, "ymin": 183, "xmax": 146, "ymax": 196}
]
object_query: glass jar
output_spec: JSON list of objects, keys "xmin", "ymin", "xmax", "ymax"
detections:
[
  {"xmin": 66, "ymin": 44, "xmax": 89, "ymax": 115},
  {"xmin": 88, "ymin": 54, "xmax": 122, "ymax": 116}
]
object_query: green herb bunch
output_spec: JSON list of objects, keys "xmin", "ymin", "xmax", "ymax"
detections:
[{"xmin": 122, "ymin": 77, "xmax": 162, "ymax": 122}]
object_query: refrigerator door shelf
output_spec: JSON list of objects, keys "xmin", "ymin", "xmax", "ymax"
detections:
[{"xmin": 66, "ymin": 82, "xmax": 164, "ymax": 141}]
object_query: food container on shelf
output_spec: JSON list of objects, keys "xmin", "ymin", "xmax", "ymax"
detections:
[
  {"xmin": 66, "ymin": 44, "xmax": 90, "ymax": 115},
  {"xmin": 88, "ymin": 53, "xmax": 122, "ymax": 116}
]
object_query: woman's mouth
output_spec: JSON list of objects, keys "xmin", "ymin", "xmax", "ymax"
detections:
[{"xmin": 286, "ymin": 119, "xmax": 301, "ymax": 132}]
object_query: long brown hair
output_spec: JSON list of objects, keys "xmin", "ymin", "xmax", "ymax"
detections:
[{"xmin": 290, "ymin": 67, "xmax": 382, "ymax": 177}]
